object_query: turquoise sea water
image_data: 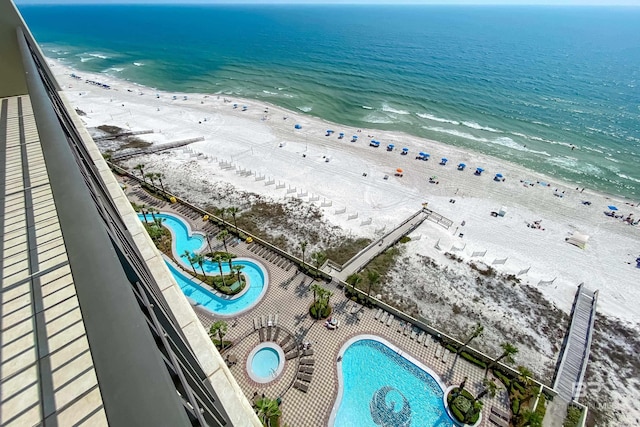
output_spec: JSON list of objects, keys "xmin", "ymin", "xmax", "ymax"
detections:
[
  {"xmin": 334, "ymin": 339, "xmax": 453, "ymax": 427},
  {"xmin": 20, "ymin": 5, "xmax": 640, "ymax": 198}
]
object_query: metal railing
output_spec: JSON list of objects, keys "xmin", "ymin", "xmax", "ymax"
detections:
[{"xmin": 18, "ymin": 27, "xmax": 230, "ymax": 426}]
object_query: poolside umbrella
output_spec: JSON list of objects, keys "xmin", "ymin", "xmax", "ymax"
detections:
[{"xmin": 608, "ymin": 205, "xmax": 618, "ymax": 211}]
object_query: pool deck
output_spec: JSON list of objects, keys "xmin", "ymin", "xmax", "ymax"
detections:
[{"xmin": 125, "ymin": 184, "xmax": 511, "ymax": 427}]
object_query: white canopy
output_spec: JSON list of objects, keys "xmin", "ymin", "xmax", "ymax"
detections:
[{"xmin": 566, "ymin": 232, "xmax": 590, "ymax": 249}]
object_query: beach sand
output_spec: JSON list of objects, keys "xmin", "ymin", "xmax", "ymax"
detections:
[{"xmin": 50, "ymin": 59, "xmax": 640, "ymax": 422}]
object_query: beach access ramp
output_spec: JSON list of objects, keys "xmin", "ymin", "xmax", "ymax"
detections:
[
  {"xmin": 331, "ymin": 207, "xmax": 452, "ymax": 281},
  {"xmin": 552, "ymin": 283, "xmax": 598, "ymax": 403}
]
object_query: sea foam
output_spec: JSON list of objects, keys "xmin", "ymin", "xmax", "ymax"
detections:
[{"xmin": 416, "ymin": 113, "xmax": 460, "ymax": 125}]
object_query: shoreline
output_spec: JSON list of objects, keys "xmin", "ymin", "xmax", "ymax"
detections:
[{"xmin": 51, "ymin": 58, "xmax": 640, "ymax": 326}]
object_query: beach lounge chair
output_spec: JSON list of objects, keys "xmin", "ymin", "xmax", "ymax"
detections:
[
  {"xmin": 280, "ymin": 335, "xmax": 291, "ymax": 347},
  {"xmin": 300, "ymin": 358, "xmax": 315, "ymax": 366},
  {"xmin": 424, "ymin": 336, "xmax": 431, "ymax": 348},
  {"xmin": 297, "ymin": 373, "xmax": 312, "ymax": 382},
  {"xmin": 261, "ymin": 315, "xmax": 266, "ymax": 328},
  {"xmin": 268, "ymin": 314, "xmax": 273, "ymax": 327},
  {"xmin": 302, "ymin": 366, "xmax": 315, "ymax": 374},
  {"xmin": 442, "ymin": 349, "xmax": 450, "ymax": 363},
  {"xmin": 489, "ymin": 414, "xmax": 509, "ymax": 427},
  {"xmin": 294, "ymin": 382, "xmax": 309, "ymax": 393},
  {"xmin": 397, "ymin": 321, "xmax": 405, "ymax": 333},
  {"xmin": 411, "ymin": 329, "xmax": 417, "ymax": 340},
  {"xmin": 435, "ymin": 345, "xmax": 443, "ymax": 359},
  {"xmin": 285, "ymin": 352, "xmax": 298, "ymax": 360},
  {"xmin": 380, "ymin": 312, "xmax": 388, "ymax": 323},
  {"xmin": 386, "ymin": 314, "xmax": 394, "ymax": 327},
  {"xmin": 403, "ymin": 325, "xmax": 409, "ymax": 336},
  {"xmin": 259, "ymin": 327, "xmax": 265, "ymax": 342},
  {"xmin": 374, "ymin": 308, "xmax": 382, "ymax": 320},
  {"xmin": 272, "ymin": 327, "xmax": 281, "ymax": 343},
  {"xmin": 303, "ymin": 349, "xmax": 314, "ymax": 357},
  {"xmin": 491, "ymin": 406, "xmax": 511, "ymax": 421},
  {"xmin": 253, "ymin": 318, "xmax": 259, "ymax": 331},
  {"xmin": 266, "ymin": 327, "xmax": 272, "ymax": 341},
  {"xmin": 417, "ymin": 333, "xmax": 425, "ymax": 343}
]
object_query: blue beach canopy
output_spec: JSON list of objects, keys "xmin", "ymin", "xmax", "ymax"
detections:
[
  {"xmin": 353, "ymin": 135, "xmax": 358, "ymax": 139},
  {"xmin": 608, "ymin": 205, "xmax": 618, "ymax": 211},
  {"xmin": 441, "ymin": 158, "xmax": 448, "ymax": 164},
  {"xmin": 327, "ymin": 129, "xmax": 334, "ymax": 133},
  {"xmin": 402, "ymin": 147, "xmax": 409, "ymax": 152},
  {"xmin": 495, "ymin": 173, "xmax": 503, "ymax": 178},
  {"xmin": 295, "ymin": 124, "xmax": 302, "ymax": 129},
  {"xmin": 419, "ymin": 152, "xmax": 426, "ymax": 157},
  {"xmin": 458, "ymin": 163, "xmax": 466, "ymax": 167},
  {"xmin": 388, "ymin": 144, "xmax": 395, "ymax": 149},
  {"xmin": 476, "ymin": 167, "xmax": 484, "ymax": 173},
  {"xmin": 339, "ymin": 132, "xmax": 344, "ymax": 136}
]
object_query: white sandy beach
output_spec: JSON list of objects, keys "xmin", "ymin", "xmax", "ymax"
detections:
[{"xmin": 51, "ymin": 59, "xmax": 640, "ymax": 421}]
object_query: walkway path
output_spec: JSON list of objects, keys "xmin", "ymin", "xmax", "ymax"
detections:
[
  {"xmin": 553, "ymin": 283, "xmax": 598, "ymax": 403},
  {"xmin": 330, "ymin": 206, "xmax": 454, "ymax": 281}
]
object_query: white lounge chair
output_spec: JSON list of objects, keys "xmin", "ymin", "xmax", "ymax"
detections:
[
  {"xmin": 374, "ymin": 308, "xmax": 382, "ymax": 320},
  {"xmin": 386, "ymin": 314, "xmax": 394, "ymax": 327}
]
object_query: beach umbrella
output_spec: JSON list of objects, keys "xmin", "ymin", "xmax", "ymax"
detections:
[
  {"xmin": 353, "ymin": 135, "xmax": 358, "ymax": 139},
  {"xmin": 402, "ymin": 147, "xmax": 409, "ymax": 152},
  {"xmin": 295, "ymin": 124, "xmax": 302, "ymax": 129},
  {"xmin": 396, "ymin": 168, "xmax": 403, "ymax": 174},
  {"xmin": 441, "ymin": 158, "xmax": 448, "ymax": 163},
  {"xmin": 339, "ymin": 132, "xmax": 344, "ymax": 136},
  {"xmin": 608, "ymin": 205, "xmax": 618, "ymax": 211},
  {"xmin": 495, "ymin": 173, "xmax": 503, "ymax": 178},
  {"xmin": 327, "ymin": 129, "xmax": 333, "ymax": 133},
  {"xmin": 388, "ymin": 144, "xmax": 394, "ymax": 148},
  {"xmin": 419, "ymin": 152, "xmax": 426, "ymax": 157}
]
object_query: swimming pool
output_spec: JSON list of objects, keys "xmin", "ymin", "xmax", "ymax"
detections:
[
  {"xmin": 330, "ymin": 336, "xmax": 454, "ymax": 427},
  {"xmin": 246, "ymin": 343, "xmax": 285, "ymax": 383},
  {"xmin": 139, "ymin": 212, "xmax": 268, "ymax": 315}
]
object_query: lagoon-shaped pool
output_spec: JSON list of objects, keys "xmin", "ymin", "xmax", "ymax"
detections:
[
  {"xmin": 139, "ymin": 212, "xmax": 267, "ymax": 315},
  {"xmin": 330, "ymin": 336, "xmax": 454, "ymax": 427}
]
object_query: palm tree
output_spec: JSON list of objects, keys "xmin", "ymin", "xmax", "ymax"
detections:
[
  {"xmin": 300, "ymin": 241, "xmax": 308, "ymax": 271},
  {"xmin": 310, "ymin": 283, "xmax": 322, "ymax": 304},
  {"xmin": 136, "ymin": 203, "xmax": 149, "ymax": 222},
  {"xmin": 156, "ymin": 173, "xmax": 166, "ymax": 193},
  {"xmin": 457, "ymin": 323, "xmax": 484, "ymax": 355},
  {"xmin": 215, "ymin": 207, "xmax": 226, "ymax": 226},
  {"xmin": 366, "ymin": 270, "xmax": 380, "ymax": 297},
  {"xmin": 320, "ymin": 288, "xmax": 333, "ymax": 311},
  {"xmin": 222, "ymin": 252, "xmax": 234, "ymax": 271},
  {"xmin": 182, "ymin": 250, "xmax": 197, "ymax": 276},
  {"xmin": 192, "ymin": 253, "xmax": 206, "ymax": 277},
  {"xmin": 147, "ymin": 206, "xmax": 158, "ymax": 222},
  {"xmin": 311, "ymin": 251, "xmax": 327, "ymax": 273},
  {"xmin": 517, "ymin": 365, "xmax": 533, "ymax": 388},
  {"xmin": 217, "ymin": 229, "xmax": 229, "ymax": 253},
  {"xmin": 485, "ymin": 342, "xmax": 518, "ymax": 378},
  {"xmin": 232, "ymin": 264, "xmax": 245, "ymax": 284},
  {"xmin": 145, "ymin": 172, "xmax": 157, "ymax": 188},
  {"xmin": 209, "ymin": 320, "xmax": 228, "ymax": 350},
  {"xmin": 255, "ymin": 397, "xmax": 281, "ymax": 427},
  {"xmin": 227, "ymin": 206, "xmax": 239, "ymax": 234},
  {"xmin": 210, "ymin": 253, "xmax": 226, "ymax": 286},
  {"xmin": 346, "ymin": 273, "xmax": 363, "ymax": 294},
  {"xmin": 134, "ymin": 163, "xmax": 146, "ymax": 182},
  {"xmin": 474, "ymin": 378, "xmax": 499, "ymax": 403}
]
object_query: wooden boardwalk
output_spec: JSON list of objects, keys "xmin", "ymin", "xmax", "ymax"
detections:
[{"xmin": 553, "ymin": 283, "xmax": 598, "ymax": 403}]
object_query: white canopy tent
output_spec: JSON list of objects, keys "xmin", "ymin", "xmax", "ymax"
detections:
[{"xmin": 566, "ymin": 231, "xmax": 590, "ymax": 249}]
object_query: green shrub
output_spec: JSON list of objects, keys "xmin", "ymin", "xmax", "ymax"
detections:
[
  {"xmin": 563, "ymin": 405, "xmax": 582, "ymax": 427},
  {"xmin": 450, "ymin": 403, "xmax": 465, "ymax": 422},
  {"xmin": 309, "ymin": 303, "xmax": 331, "ymax": 319},
  {"xmin": 535, "ymin": 394, "xmax": 547, "ymax": 419},
  {"xmin": 513, "ymin": 381, "xmax": 526, "ymax": 394},
  {"xmin": 512, "ymin": 398, "xmax": 520, "ymax": 415},
  {"xmin": 399, "ymin": 236, "xmax": 411, "ymax": 244},
  {"xmin": 493, "ymin": 370, "xmax": 512, "ymax": 388},
  {"xmin": 446, "ymin": 344, "xmax": 457, "ymax": 353},
  {"xmin": 460, "ymin": 351, "xmax": 487, "ymax": 369}
]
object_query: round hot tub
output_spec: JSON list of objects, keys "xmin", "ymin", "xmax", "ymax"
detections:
[{"xmin": 246, "ymin": 343, "xmax": 285, "ymax": 383}]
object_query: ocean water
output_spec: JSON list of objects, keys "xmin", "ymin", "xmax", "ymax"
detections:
[{"xmin": 19, "ymin": 5, "xmax": 640, "ymax": 198}]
